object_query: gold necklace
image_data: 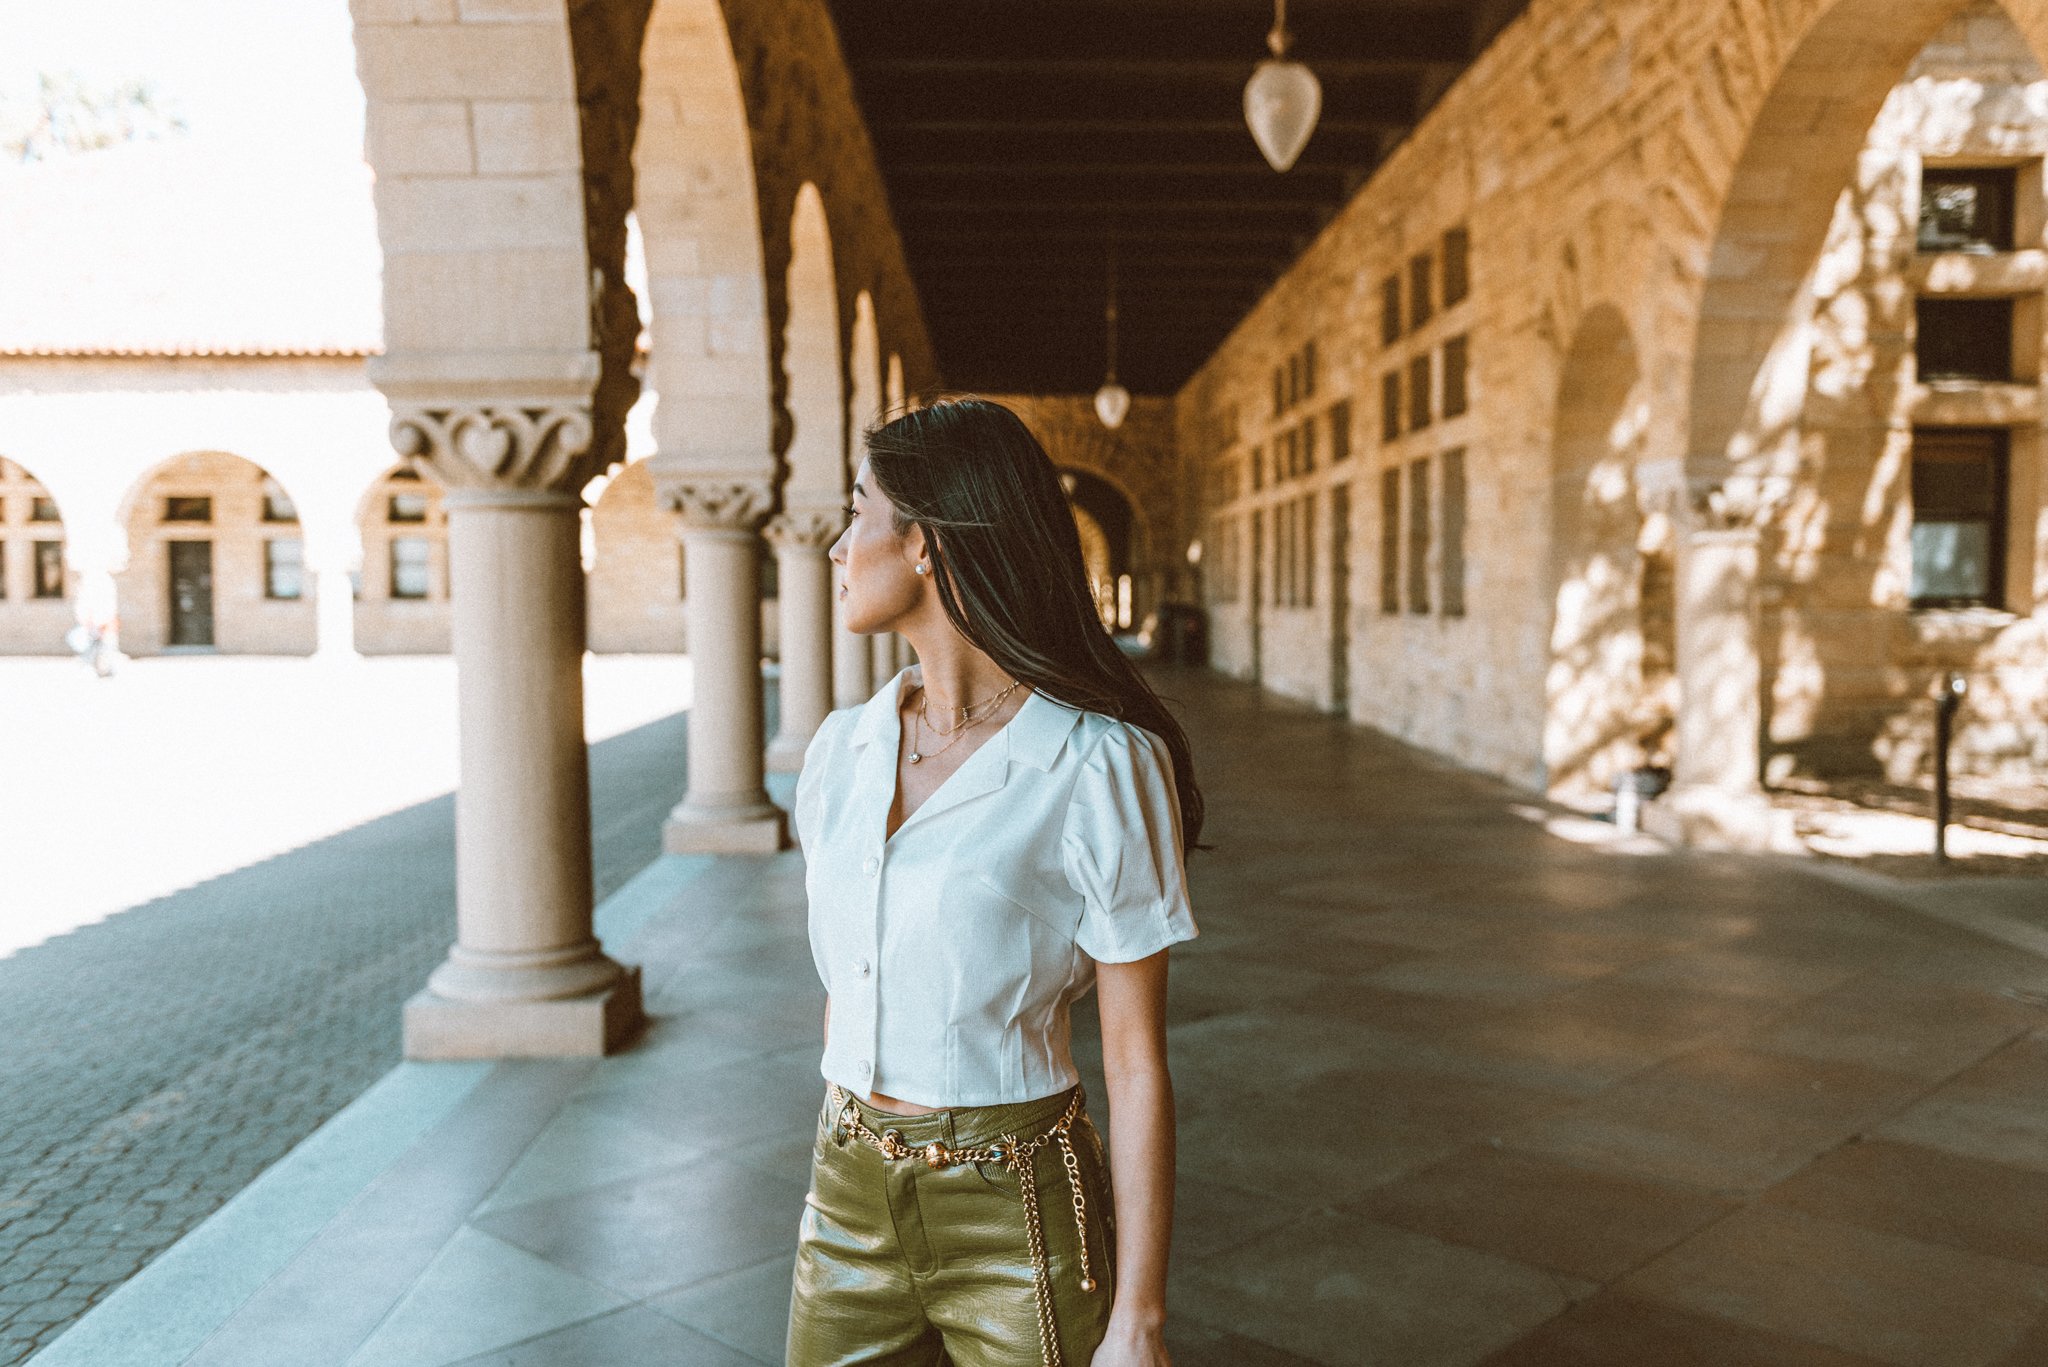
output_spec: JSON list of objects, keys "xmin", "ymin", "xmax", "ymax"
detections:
[
  {"xmin": 920, "ymin": 677, "xmax": 1021, "ymax": 728},
  {"xmin": 918, "ymin": 679, "xmax": 1020, "ymax": 736},
  {"xmin": 908, "ymin": 679, "xmax": 1021, "ymax": 764}
]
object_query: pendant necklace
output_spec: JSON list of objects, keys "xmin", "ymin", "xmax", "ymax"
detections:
[{"xmin": 907, "ymin": 678, "xmax": 1021, "ymax": 764}]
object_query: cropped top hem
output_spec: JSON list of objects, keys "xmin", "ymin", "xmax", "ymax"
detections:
[{"xmin": 819, "ymin": 1061, "xmax": 1083, "ymax": 1112}]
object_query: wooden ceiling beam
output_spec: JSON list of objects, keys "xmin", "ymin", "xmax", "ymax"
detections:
[{"xmin": 831, "ymin": 5, "xmax": 1478, "ymax": 64}]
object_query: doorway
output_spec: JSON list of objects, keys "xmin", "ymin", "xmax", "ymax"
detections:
[
  {"xmin": 1248, "ymin": 507, "xmax": 1264, "ymax": 684},
  {"xmin": 1329, "ymin": 483, "xmax": 1351, "ymax": 712},
  {"xmin": 168, "ymin": 540, "xmax": 215, "ymax": 647}
]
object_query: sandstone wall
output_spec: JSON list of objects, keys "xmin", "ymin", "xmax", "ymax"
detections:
[
  {"xmin": 0, "ymin": 458, "xmax": 72, "ymax": 654},
  {"xmin": 116, "ymin": 451, "xmax": 317, "ymax": 656},
  {"xmin": 1178, "ymin": 0, "xmax": 2048, "ymax": 792}
]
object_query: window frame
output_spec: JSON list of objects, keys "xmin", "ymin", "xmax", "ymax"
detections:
[
  {"xmin": 1408, "ymin": 252, "xmax": 1434, "ymax": 331},
  {"xmin": 389, "ymin": 536, "xmax": 433, "ymax": 600},
  {"xmin": 1441, "ymin": 448, "xmax": 1468, "ymax": 618},
  {"xmin": 1442, "ymin": 225, "xmax": 1471, "ymax": 307},
  {"xmin": 1917, "ymin": 165, "xmax": 2018, "ymax": 254},
  {"xmin": 1915, "ymin": 296, "xmax": 2015, "ymax": 383},
  {"xmin": 264, "ymin": 538, "xmax": 305, "ymax": 601},
  {"xmin": 1442, "ymin": 334, "xmax": 1470, "ymax": 418},
  {"xmin": 1407, "ymin": 353, "xmax": 1433, "ymax": 433},
  {"xmin": 32, "ymin": 539, "xmax": 65, "ymax": 599},
  {"xmin": 1379, "ymin": 468, "xmax": 1401, "ymax": 615},
  {"xmin": 1407, "ymin": 456, "xmax": 1432, "ymax": 614},
  {"xmin": 1908, "ymin": 426, "xmax": 2009, "ymax": 609}
]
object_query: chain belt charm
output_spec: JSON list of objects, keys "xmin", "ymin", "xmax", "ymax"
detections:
[{"xmin": 829, "ymin": 1086, "xmax": 1098, "ymax": 1367}]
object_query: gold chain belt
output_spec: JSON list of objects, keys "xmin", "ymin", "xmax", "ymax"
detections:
[{"xmin": 828, "ymin": 1084, "xmax": 1099, "ymax": 1367}]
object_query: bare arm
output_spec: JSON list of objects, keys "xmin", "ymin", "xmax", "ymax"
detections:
[{"xmin": 1092, "ymin": 949, "xmax": 1175, "ymax": 1366}]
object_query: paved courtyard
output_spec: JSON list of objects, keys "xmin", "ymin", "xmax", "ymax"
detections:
[
  {"xmin": 29, "ymin": 666, "xmax": 2048, "ymax": 1367},
  {"xmin": 0, "ymin": 656, "xmax": 707, "ymax": 1365}
]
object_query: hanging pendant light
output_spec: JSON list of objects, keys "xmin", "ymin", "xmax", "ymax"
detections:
[
  {"xmin": 1094, "ymin": 231, "xmax": 1130, "ymax": 430},
  {"xmin": 1244, "ymin": 0, "xmax": 1321, "ymax": 172}
]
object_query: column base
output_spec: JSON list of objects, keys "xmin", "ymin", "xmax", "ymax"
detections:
[
  {"xmin": 663, "ymin": 799, "xmax": 790, "ymax": 854},
  {"xmin": 403, "ymin": 966, "xmax": 644, "ymax": 1059},
  {"xmin": 1642, "ymin": 784, "xmax": 1795, "ymax": 852},
  {"xmin": 765, "ymin": 732, "xmax": 810, "ymax": 774}
]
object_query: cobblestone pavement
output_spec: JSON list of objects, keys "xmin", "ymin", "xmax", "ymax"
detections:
[{"xmin": 0, "ymin": 704, "xmax": 703, "ymax": 1364}]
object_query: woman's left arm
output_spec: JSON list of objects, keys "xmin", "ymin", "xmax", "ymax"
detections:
[{"xmin": 1092, "ymin": 947, "xmax": 1175, "ymax": 1367}]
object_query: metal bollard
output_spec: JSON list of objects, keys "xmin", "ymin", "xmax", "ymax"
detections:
[{"xmin": 1932, "ymin": 671, "xmax": 1966, "ymax": 863}]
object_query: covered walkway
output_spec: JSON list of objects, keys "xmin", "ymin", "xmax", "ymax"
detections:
[{"xmin": 36, "ymin": 668, "xmax": 2048, "ymax": 1367}]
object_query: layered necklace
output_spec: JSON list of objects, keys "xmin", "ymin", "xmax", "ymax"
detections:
[{"xmin": 907, "ymin": 676, "xmax": 1023, "ymax": 764}]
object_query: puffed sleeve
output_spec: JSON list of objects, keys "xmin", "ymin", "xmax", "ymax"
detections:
[
  {"xmin": 1061, "ymin": 722, "xmax": 1199, "ymax": 963},
  {"xmin": 793, "ymin": 709, "xmax": 848, "ymax": 852}
]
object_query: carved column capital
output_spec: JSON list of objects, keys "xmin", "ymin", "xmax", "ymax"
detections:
[
  {"xmin": 672, "ymin": 480, "xmax": 774, "ymax": 533},
  {"xmin": 388, "ymin": 402, "xmax": 594, "ymax": 493},
  {"xmin": 764, "ymin": 508, "xmax": 844, "ymax": 552}
]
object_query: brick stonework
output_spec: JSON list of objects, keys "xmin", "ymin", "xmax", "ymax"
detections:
[
  {"xmin": 585, "ymin": 457, "xmax": 784, "ymax": 655},
  {"xmin": 1179, "ymin": 0, "xmax": 2048, "ymax": 795},
  {"xmin": 354, "ymin": 465, "xmax": 452, "ymax": 656},
  {"xmin": 116, "ymin": 452, "xmax": 317, "ymax": 657}
]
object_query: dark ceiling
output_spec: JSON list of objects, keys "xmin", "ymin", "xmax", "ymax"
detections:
[{"xmin": 824, "ymin": 1, "xmax": 1529, "ymax": 396}]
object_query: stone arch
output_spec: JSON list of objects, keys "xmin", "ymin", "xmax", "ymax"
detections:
[
  {"xmin": 849, "ymin": 291, "xmax": 883, "ymax": 441},
  {"xmin": 1682, "ymin": 0, "xmax": 2048, "ymax": 489},
  {"xmin": 1072, "ymin": 502, "xmax": 1116, "ymax": 628},
  {"xmin": 1062, "ymin": 467, "xmax": 1137, "ymax": 628},
  {"xmin": 1544, "ymin": 305, "xmax": 1662, "ymax": 799},
  {"xmin": 1668, "ymin": 0, "xmax": 2048, "ymax": 812},
  {"xmin": 353, "ymin": 462, "xmax": 452, "ymax": 656},
  {"xmin": 0, "ymin": 456, "xmax": 74, "ymax": 655},
  {"xmin": 783, "ymin": 182, "xmax": 844, "ymax": 507},
  {"xmin": 115, "ymin": 451, "xmax": 316, "ymax": 656},
  {"xmin": 352, "ymin": 0, "xmax": 644, "ymax": 475},
  {"xmin": 636, "ymin": 0, "xmax": 774, "ymax": 479}
]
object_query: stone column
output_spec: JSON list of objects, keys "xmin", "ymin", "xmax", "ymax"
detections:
[
  {"xmin": 765, "ymin": 509, "xmax": 838, "ymax": 771},
  {"xmin": 386, "ymin": 402, "xmax": 643, "ymax": 1058},
  {"xmin": 1644, "ymin": 508, "xmax": 1786, "ymax": 851},
  {"xmin": 313, "ymin": 568, "xmax": 358, "ymax": 659},
  {"xmin": 664, "ymin": 481, "xmax": 790, "ymax": 852}
]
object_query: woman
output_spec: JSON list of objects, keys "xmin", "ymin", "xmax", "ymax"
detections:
[{"xmin": 788, "ymin": 398, "xmax": 1202, "ymax": 1367}]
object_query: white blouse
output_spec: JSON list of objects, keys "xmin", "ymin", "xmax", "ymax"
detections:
[{"xmin": 793, "ymin": 667, "xmax": 1198, "ymax": 1108}]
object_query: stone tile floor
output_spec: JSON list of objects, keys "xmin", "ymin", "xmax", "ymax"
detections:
[
  {"xmin": 0, "ymin": 657, "xmax": 708, "ymax": 1366},
  {"xmin": 31, "ymin": 667, "xmax": 2048, "ymax": 1366}
]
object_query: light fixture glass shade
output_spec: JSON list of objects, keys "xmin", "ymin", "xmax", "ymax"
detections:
[
  {"xmin": 1094, "ymin": 380, "xmax": 1131, "ymax": 430},
  {"xmin": 1244, "ymin": 59, "xmax": 1322, "ymax": 172}
]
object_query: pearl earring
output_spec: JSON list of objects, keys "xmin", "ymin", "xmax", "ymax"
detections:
[{"xmin": 914, "ymin": 563, "xmax": 929, "ymax": 575}]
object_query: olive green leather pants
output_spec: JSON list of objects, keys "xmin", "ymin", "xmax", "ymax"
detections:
[{"xmin": 787, "ymin": 1085, "xmax": 1117, "ymax": 1367}]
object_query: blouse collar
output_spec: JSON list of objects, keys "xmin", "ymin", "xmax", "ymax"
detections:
[{"xmin": 848, "ymin": 665, "xmax": 1079, "ymax": 773}]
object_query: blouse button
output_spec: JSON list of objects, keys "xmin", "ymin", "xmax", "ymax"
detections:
[
  {"xmin": 856, "ymin": 957, "xmax": 872, "ymax": 978},
  {"xmin": 862, "ymin": 855, "xmax": 880, "ymax": 876}
]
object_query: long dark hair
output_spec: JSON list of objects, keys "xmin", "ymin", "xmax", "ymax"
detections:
[{"xmin": 864, "ymin": 397, "xmax": 1205, "ymax": 853}]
